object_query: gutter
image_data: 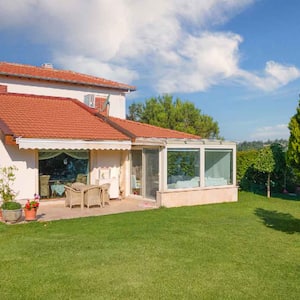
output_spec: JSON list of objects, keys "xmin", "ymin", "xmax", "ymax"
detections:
[{"xmin": 0, "ymin": 72, "xmax": 136, "ymax": 92}]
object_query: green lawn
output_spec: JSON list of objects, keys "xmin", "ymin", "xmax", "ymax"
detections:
[{"xmin": 0, "ymin": 192, "xmax": 299, "ymax": 299}]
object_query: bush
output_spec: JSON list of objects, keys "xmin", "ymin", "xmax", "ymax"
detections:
[{"xmin": 1, "ymin": 201, "xmax": 22, "ymax": 210}]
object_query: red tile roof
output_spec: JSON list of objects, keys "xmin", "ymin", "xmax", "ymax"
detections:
[
  {"xmin": 0, "ymin": 62, "xmax": 136, "ymax": 92},
  {"xmin": 0, "ymin": 93, "xmax": 130, "ymax": 140},
  {"xmin": 107, "ymin": 116, "xmax": 201, "ymax": 139}
]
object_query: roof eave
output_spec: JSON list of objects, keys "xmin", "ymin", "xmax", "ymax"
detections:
[
  {"xmin": 15, "ymin": 137, "xmax": 131, "ymax": 150},
  {"xmin": 0, "ymin": 72, "xmax": 136, "ymax": 92}
]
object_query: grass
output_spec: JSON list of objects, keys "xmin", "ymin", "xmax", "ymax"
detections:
[{"xmin": 0, "ymin": 191, "xmax": 299, "ymax": 299}]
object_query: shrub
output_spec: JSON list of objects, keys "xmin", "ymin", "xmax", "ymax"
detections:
[{"xmin": 1, "ymin": 201, "xmax": 22, "ymax": 210}]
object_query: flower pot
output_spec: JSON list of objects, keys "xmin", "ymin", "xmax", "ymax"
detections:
[
  {"xmin": 2, "ymin": 208, "xmax": 22, "ymax": 223},
  {"xmin": 24, "ymin": 208, "xmax": 38, "ymax": 221}
]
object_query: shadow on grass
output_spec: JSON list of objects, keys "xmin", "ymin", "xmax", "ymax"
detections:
[
  {"xmin": 255, "ymin": 208, "xmax": 300, "ymax": 234},
  {"xmin": 248, "ymin": 189, "xmax": 300, "ymax": 202},
  {"xmin": 271, "ymin": 193, "xmax": 300, "ymax": 202}
]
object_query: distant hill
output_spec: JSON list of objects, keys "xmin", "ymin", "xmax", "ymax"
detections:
[{"xmin": 237, "ymin": 139, "xmax": 288, "ymax": 151}]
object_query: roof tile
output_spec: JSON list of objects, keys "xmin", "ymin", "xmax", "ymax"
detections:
[
  {"xmin": 0, "ymin": 62, "xmax": 136, "ymax": 91},
  {"xmin": 0, "ymin": 93, "xmax": 130, "ymax": 140},
  {"xmin": 108, "ymin": 117, "xmax": 201, "ymax": 139}
]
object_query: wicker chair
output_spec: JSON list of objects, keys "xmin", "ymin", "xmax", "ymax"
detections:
[
  {"xmin": 76, "ymin": 173, "xmax": 87, "ymax": 184},
  {"xmin": 64, "ymin": 185, "xmax": 84, "ymax": 208},
  {"xmin": 83, "ymin": 185, "xmax": 102, "ymax": 208},
  {"xmin": 100, "ymin": 183, "xmax": 110, "ymax": 206},
  {"xmin": 39, "ymin": 175, "xmax": 50, "ymax": 198}
]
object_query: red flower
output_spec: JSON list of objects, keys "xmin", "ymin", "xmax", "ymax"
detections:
[{"xmin": 24, "ymin": 195, "xmax": 40, "ymax": 210}]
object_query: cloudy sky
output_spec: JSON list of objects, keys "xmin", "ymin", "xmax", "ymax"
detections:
[{"xmin": 0, "ymin": 0, "xmax": 299, "ymax": 142}]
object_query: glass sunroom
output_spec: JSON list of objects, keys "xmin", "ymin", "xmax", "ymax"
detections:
[{"xmin": 130, "ymin": 139, "xmax": 237, "ymax": 207}]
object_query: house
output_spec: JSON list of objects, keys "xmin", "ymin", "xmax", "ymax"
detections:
[{"xmin": 0, "ymin": 62, "xmax": 237, "ymax": 207}]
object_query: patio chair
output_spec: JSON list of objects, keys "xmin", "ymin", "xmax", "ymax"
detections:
[
  {"xmin": 39, "ymin": 175, "xmax": 50, "ymax": 198},
  {"xmin": 83, "ymin": 185, "xmax": 102, "ymax": 208},
  {"xmin": 100, "ymin": 183, "xmax": 110, "ymax": 206},
  {"xmin": 71, "ymin": 182, "xmax": 86, "ymax": 190},
  {"xmin": 64, "ymin": 185, "xmax": 84, "ymax": 209},
  {"xmin": 76, "ymin": 173, "xmax": 87, "ymax": 184}
]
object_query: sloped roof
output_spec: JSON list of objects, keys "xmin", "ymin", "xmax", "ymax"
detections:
[
  {"xmin": 0, "ymin": 62, "xmax": 136, "ymax": 92},
  {"xmin": 0, "ymin": 93, "xmax": 130, "ymax": 141},
  {"xmin": 107, "ymin": 116, "xmax": 201, "ymax": 139}
]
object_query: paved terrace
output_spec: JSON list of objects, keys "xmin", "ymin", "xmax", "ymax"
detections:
[{"xmin": 2, "ymin": 197, "xmax": 158, "ymax": 223}]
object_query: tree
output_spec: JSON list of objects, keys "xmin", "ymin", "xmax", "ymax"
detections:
[
  {"xmin": 270, "ymin": 143, "xmax": 288, "ymax": 191},
  {"xmin": 237, "ymin": 139, "xmax": 288, "ymax": 151},
  {"xmin": 127, "ymin": 94, "xmax": 220, "ymax": 139},
  {"xmin": 287, "ymin": 100, "xmax": 300, "ymax": 170},
  {"xmin": 253, "ymin": 146, "xmax": 275, "ymax": 198}
]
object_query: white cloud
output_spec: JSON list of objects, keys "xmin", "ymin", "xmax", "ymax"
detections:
[
  {"xmin": 156, "ymin": 32, "xmax": 242, "ymax": 93},
  {"xmin": 0, "ymin": 0, "xmax": 299, "ymax": 93},
  {"xmin": 54, "ymin": 55, "xmax": 139, "ymax": 83},
  {"xmin": 238, "ymin": 61, "xmax": 300, "ymax": 91},
  {"xmin": 250, "ymin": 124, "xmax": 289, "ymax": 141}
]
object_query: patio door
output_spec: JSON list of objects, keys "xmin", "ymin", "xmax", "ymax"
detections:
[
  {"xmin": 144, "ymin": 149, "xmax": 159, "ymax": 200},
  {"xmin": 130, "ymin": 149, "xmax": 159, "ymax": 200},
  {"xmin": 131, "ymin": 150, "xmax": 142, "ymax": 196}
]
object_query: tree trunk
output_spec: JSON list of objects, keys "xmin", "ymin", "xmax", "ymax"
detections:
[{"xmin": 267, "ymin": 173, "xmax": 271, "ymax": 198}]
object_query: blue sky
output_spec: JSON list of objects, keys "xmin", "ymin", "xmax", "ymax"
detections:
[{"xmin": 0, "ymin": 0, "xmax": 299, "ymax": 142}]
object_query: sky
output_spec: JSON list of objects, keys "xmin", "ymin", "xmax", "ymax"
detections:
[{"xmin": 0, "ymin": 0, "xmax": 300, "ymax": 142}]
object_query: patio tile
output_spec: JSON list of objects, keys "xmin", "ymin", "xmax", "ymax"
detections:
[{"xmin": 35, "ymin": 197, "xmax": 158, "ymax": 222}]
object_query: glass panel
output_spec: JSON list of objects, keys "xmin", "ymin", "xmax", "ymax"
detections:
[
  {"xmin": 205, "ymin": 149, "xmax": 232, "ymax": 186},
  {"xmin": 39, "ymin": 151, "xmax": 89, "ymax": 198},
  {"xmin": 167, "ymin": 149, "xmax": 200, "ymax": 189},
  {"xmin": 145, "ymin": 149, "xmax": 159, "ymax": 199},
  {"xmin": 131, "ymin": 150, "xmax": 142, "ymax": 196}
]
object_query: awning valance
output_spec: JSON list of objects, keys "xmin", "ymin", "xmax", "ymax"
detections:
[{"xmin": 16, "ymin": 138, "xmax": 131, "ymax": 150}]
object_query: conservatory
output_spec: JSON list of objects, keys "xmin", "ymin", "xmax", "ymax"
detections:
[{"xmin": 129, "ymin": 138, "xmax": 237, "ymax": 207}]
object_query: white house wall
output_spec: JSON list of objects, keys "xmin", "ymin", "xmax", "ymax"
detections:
[
  {"xmin": 90, "ymin": 150, "xmax": 123, "ymax": 198},
  {"xmin": 157, "ymin": 186, "xmax": 238, "ymax": 208},
  {"xmin": 0, "ymin": 78, "xmax": 127, "ymax": 119},
  {"xmin": 0, "ymin": 132, "xmax": 37, "ymax": 200}
]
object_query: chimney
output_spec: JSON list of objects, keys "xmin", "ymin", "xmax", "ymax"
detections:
[{"xmin": 41, "ymin": 63, "xmax": 54, "ymax": 69}]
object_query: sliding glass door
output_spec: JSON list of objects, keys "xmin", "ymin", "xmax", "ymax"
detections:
[
  {"xmin": 130, "ymin": 148, "xmax": 159, "ymax": 200},
  {"xmin": 144, "ymin": 149, "xmax": 159, "ymax": 199}
]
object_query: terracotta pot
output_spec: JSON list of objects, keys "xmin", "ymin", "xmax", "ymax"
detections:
[{"xmin": 24, "ymin": 208, "xmax": 38, "ymax": 221}]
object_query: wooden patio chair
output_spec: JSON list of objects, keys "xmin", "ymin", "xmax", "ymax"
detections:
[
  {"xmin": 64, "ymin": 185, "xmax": 84, "ymax": 209},
  {"xmin": 83, "ymin": 185, "xmax": 102, "ymax": 208}
]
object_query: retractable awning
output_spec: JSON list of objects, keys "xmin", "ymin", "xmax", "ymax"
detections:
[{"xmin": 16, "ymin": 138, "xmax": 131, "ymax": 150}]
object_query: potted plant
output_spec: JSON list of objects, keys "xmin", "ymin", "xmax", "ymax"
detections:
[
  {"xmin": 0, "ymin": 166, "xmax": 22, "ymax": 223},
  {"xmin": 24, "ymin": 194, "xmax": 40, "ymax": 221}
]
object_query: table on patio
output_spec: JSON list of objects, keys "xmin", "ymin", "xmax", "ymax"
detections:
[{"xmin": 50, "ymin": 183, "xmax": 66, "ymax": 197}]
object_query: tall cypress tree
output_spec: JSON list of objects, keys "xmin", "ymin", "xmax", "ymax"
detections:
[{"xmin": 287, "ymin": 100, "xmax": 300, "ymax": 169}]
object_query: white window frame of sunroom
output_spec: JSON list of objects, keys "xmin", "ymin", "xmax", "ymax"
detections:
[
  {"xmin": 204, "ymin": 148, "xmax": 234, "ymax": 187},
  {"xmin": 166, "ymin": 147, "xmax": 201, "ymax": 190},
  {"xmin": 162, "ymin": 143, "xmax": 236, "ymax": 191}
]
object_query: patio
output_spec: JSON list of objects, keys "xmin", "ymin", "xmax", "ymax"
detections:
[
  {"xmin": 37, "ymin": 197, "xmax": 158, "ymax": 222},
  {"xmin": 1, "ymin": 197, "xmax": 158, "ymax": 223}
]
